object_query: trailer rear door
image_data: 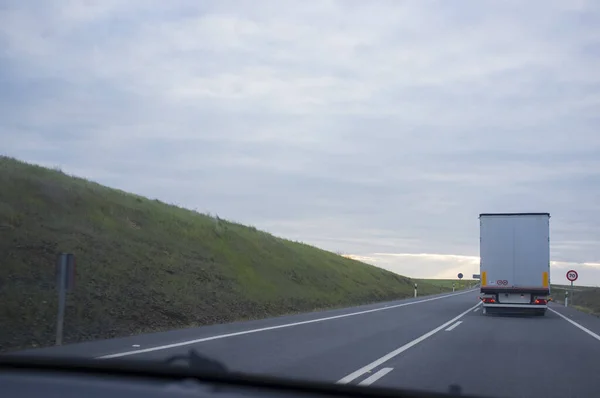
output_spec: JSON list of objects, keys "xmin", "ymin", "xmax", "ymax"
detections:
[
  {"xmin": 480, "ymin": 216, "xmax": 515, "ymax": 288},
  {"xmin": 513, "ymin": 215, "xmax": 549, "ymax": 288}
]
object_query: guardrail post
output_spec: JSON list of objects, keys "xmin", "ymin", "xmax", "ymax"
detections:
[
  {"xmin": 56, "ymin": 255, "xmax": 67, "ymax": 345},
  {"xmin": 55, "ymin": 253, "xmax": 75, "ymax": 346}
]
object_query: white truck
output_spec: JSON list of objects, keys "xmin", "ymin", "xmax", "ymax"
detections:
[{"xmin": 479, "ymin": 213, "xmax": 550, "ymax": 316}]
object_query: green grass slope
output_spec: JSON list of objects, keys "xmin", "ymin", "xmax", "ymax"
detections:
[{"xmin": 0, "ymin": 156, "xmax": 452, "ymax": 352}]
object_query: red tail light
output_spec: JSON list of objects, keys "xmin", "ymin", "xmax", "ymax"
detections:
[
  {"xmin": 534, "ymin": 299, "xmax": 547, "ymax": 305},
  {"xmin": 482, "ymin": 298, "xmax": 496, "ymax": 304}
]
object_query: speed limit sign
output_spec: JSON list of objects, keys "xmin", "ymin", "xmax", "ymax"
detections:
[{"xmin": 566, "ymin": 270, "xmax": 578, "ymax": 282}]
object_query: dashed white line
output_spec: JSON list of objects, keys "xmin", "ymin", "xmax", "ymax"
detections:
[
  {"xmin": 548, "ymin": 308, "xmax": 600, "ymax": 342},
  {"xmin": 473, "ymin": 307, "xmax": 481, "ymax": 312},
  {"xmin": 99, "ymin": 289, "xmax": 478, "ymax": 359},
  {"xmin": 358, "ymin": 368, "xmax": 394, "ymax": 386},
  {"xmin": 445, "ymin": 321, "xmax": 463, "ymax": 331},
  {"xmin": 337, "ymin": 302, "xmax": 481, "ymax": 384}
]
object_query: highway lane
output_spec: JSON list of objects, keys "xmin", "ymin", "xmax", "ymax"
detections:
[
  {"xmin": 121, "ymin": 289, "xmax": 480, "ymax": 383},
  {"xmin": 14, "ymin": 289, "xmax": 478, "ymax": 382},
  {"xmin": 340, "ymin": 303, "xmax": 600, "ymax": 398},
  {"xmin": 11, "ymin": 289, "xmax": 600, "ymax": 397},
  {"xmin": 13, "ymin": 289, "xmax": 473, "ymax": 359}
]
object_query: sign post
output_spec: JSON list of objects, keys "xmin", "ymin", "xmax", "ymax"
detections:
[
  {"xmin": 56, "ymin": 253, "xmax": 75, "ymax": 346},
  {"xmin": 566, "ymin": 270, "xmax": 578, "ymax": 307},
  {"xmin": 457, "ymin": 273, "xmax": 463, "ymax": 290}
]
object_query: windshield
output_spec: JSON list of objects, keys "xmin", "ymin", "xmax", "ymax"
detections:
[{"xmin": 2, "ymin": 2, "xmax": 600, "ymax": 398}]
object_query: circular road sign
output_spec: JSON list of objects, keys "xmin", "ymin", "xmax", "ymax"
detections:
[
  {"xmin": 566, "ymin": 270, "xmax": 578, "ymax": 282},
  {"xmin": 458, "ymin": 273, "xmax": 463, "ymax": 279}
]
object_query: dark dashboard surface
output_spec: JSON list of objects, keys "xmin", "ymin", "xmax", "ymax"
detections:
[
  {"xmin": 2, "ymin": 370, "xmax": 321, "ymax": 398},
  {"xmin": 0, "ymin": 355, "xmax": 473, "ymax": 398}
]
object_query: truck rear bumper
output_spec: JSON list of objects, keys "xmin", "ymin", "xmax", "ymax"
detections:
[
  {"xmin": 480, "ymin": 287, "xmax": 550, "ymax": 295},
  {"xmin": 482, "ymin": 303, "xmax": 547, "ymax": 309}
]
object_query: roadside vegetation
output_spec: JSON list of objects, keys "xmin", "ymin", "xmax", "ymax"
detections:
[
  {"xmin": 415, "ymin": 278, "xmax": 477, "ymax": 291},
  {"xmin": 550, "ymin": 285, "xmax": 600, "ymax": 316},
  {"xmin": 0, "ymin": 156, "xmax": 455, "ymax": 353}
]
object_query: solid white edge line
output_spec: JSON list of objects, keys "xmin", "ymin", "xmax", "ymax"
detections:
[
  {"xmin": 548, "ymin": 308, "xmax": 600, "ymax": 342},
  {"xmin": 358, "ymin": 368, "xmax": 394, "ymax": 386},
  {"xmin": 337, "ymin": 302, "xmax": 482, "ymax": 384},
  {"xmin": 98, "ymin": 289, "xmax": 478, "ymax": 359},
  {"xmin": 445, "ymin": 321, "xmax": 463, "ymax": 331}
]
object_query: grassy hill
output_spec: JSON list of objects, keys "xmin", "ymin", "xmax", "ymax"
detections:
[{"xmin": 0, "ymin": 156, "xmax": 454, "ymax": 353}]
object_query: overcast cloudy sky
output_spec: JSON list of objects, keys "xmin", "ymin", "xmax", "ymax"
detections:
[{"xmin": 2, "ymin": 1, "xmax": 600, "ymax": 285}]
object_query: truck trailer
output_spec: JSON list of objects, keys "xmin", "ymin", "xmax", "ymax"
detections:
[{"xmin": 479, "ymin": 213, "xmax": 550, "ymax": 316}]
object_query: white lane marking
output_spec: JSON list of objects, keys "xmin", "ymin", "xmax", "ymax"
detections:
[
  {"xmin": 548, "ymin": 308, "xmax": 600, "ymax": 342},
  {"xmin": 132, "ymin": 344, "xmax": 140, "ymax": 348},
  {"xmin": 445, "ymin": 321, "xmax": 463, "ymax": 331},
  {"xmin": 99, "ymin": 289, "xmax": 478, "ymax": 359},
  {"xmin": 337, "ymin": 302, "xmax": 481, "ymax": 384},
  {"xmin": 473, "ymin": 307, "xmax": 480, "ymax": 312},
  {"xmin": 358, "ymin": 368, "xmax": 393, "ymax": 386}
]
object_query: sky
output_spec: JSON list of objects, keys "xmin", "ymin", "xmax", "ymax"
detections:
[{"xmin": 2, "ymin": 1, "xmax": 600, "ymax": 285}]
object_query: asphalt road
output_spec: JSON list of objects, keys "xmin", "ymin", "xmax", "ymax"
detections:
[{"xmin": 13, "ymin": 289, "xmax": 600, "ymax": 398}]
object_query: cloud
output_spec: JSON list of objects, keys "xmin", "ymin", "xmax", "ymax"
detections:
[
  {"xmin": 2, "ymin": 1, "xmax": 600, "ymax": 284},
  {"xmin": 344, "ymin": 252, "xmax": 600, "ymax": 287},
  {"xmin": 344, "ymin": 253, "xmax": 480, "ymax": 280}
]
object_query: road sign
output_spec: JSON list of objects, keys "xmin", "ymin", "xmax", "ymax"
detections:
[
  {"xmin": 458, "ymin": 273, "xmax": 463, "ymax": 279},
  {"xmin": 566, "ymin": 270, "xmax": 578, "ymax": 282},
  {"xmin": 472, "ymin": 274, "xmax": 481, "ymax": 279}
]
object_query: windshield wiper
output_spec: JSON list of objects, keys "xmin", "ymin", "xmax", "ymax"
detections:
[{"xmin": 163, "ymin": 349, "xmax": 229, "ymax": 374}]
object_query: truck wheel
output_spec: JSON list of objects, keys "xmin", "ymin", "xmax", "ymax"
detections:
[{"xmin": 535, "ymin": 309, "xmax": 546, "ymax": 316}]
